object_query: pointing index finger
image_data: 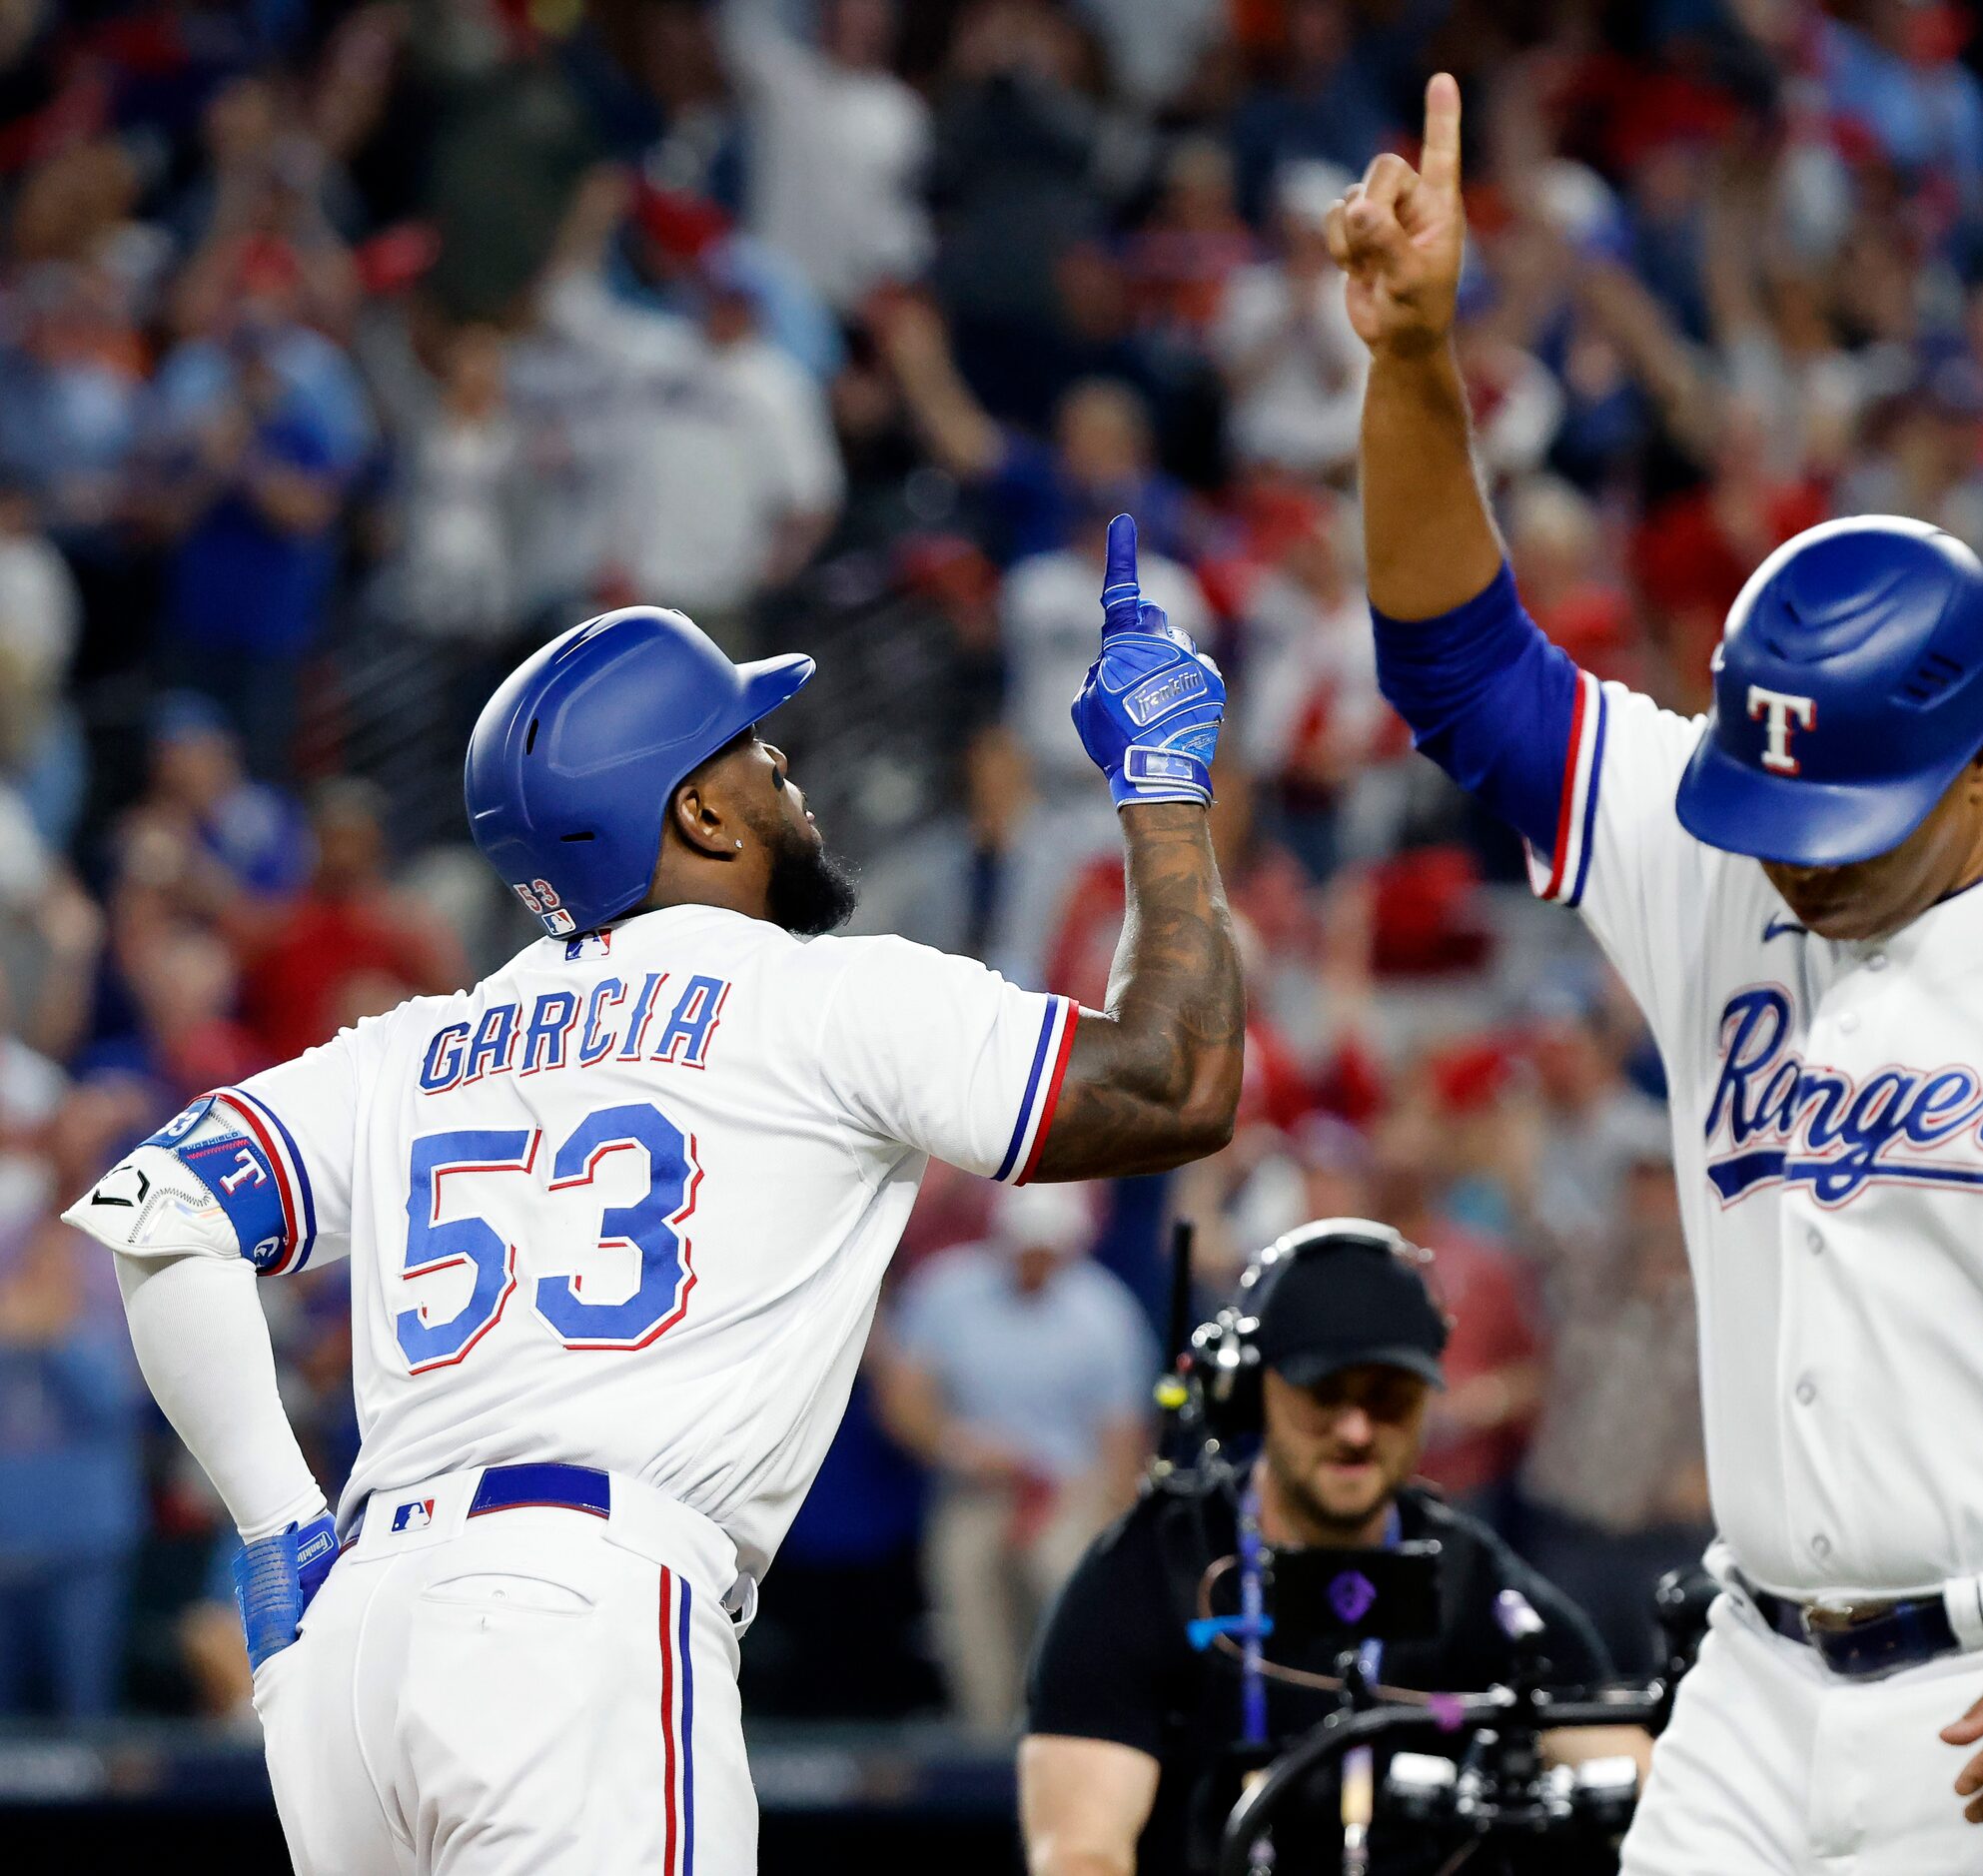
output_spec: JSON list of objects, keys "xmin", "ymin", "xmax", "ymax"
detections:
[
  {"xmin": 1420, "ymin": 71, "xmax": 1462, "ymax": 198},
  {"xmin": 1102, "ymin": 512, "xmax": 1142, "ymax": 630}
]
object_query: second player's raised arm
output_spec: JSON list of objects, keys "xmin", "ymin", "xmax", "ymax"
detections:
[
  {"xmin": 1331, "ymin": 73, "xmax": 1501, "ymax": 619},
  {"xmin": 1324, "ymin": 77, "xmax": 1609, "ymax": 891},
  {"xmin": 1361, "ymin": 342, "xmax": 1501, "ymax": 619}
]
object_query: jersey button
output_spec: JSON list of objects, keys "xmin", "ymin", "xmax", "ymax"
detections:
[
  {"xmin": 1795, "ymin": 1378, "xmax": 1817, "ymax": 1406},
  {"xmin": 1811, "ymin": 1533, "xmax": 1832, "ymax": 1561},
  {"xmin": 1837, "ymin": 1012, "xmax": 1859, "ymax": 1034},
  {"xmin": 1866, "ymin": 952, "xmax": 1888, "ymax": 971},
  {"xmin": 1805, "ymin": 1229, "xmax": 1824, "ymax": 1255}
]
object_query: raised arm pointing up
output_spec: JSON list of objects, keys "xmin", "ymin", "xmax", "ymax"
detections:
[{"xmin": 1328, "ymin": 75, "xmax": 1501, "ymax": 621}]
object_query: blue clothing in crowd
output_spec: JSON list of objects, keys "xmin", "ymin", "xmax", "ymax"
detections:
[
  {"xmin": 0, "ymin": 1304, "xmax": 141, "ymax": 1718},
  {"xmin": 893, "ymin": 1247, "xmax": 1157, "ymax": 1483},
  {"xmin": 984, "ymin": 434, "xmax": 1189, "ymax": 567},
  {"xmin": 166, "ymin": 411, "xmax": 345, "ymax": 657}
]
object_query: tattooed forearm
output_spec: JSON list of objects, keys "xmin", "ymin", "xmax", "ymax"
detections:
[{"xmin": 1031, "ymin": 803, "xmax": 1245, "ymax": 1181}]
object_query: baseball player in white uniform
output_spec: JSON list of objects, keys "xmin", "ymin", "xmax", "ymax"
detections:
[
  {"xmin": 63, "ymin": 517, "xmax": 1243, "ymax": 1874},
  {"xmin": 1329, "ymin": 73, "xmax": 1983, "ymax": 1875}
]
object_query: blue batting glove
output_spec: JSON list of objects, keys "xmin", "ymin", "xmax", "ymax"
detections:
[
  {"xmin": 1072, "ymin": 513, "xmax": 1225, "ymax": 808},
  {"xmin": 233, "ymin": 1513, "xmax": 339, "ymax": 1671}
]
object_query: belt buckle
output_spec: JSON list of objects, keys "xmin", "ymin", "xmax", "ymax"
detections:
[{"xmin": 1800, "ymin": 1598, "xmax": 1867, "ymax": 1638}]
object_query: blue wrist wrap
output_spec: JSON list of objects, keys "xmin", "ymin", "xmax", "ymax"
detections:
[{"xmin": 233, "ymin": 1513, "xmax": 338, "ymax": 1671}]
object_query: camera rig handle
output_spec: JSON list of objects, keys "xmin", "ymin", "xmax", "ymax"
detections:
[{"xmin": 1216, "ymin": 1682, "xmax": 1669, "ymax": 1876}]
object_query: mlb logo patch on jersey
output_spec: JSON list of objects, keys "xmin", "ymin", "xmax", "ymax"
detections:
[
  {"xmin": 391, "ymin": 1498, "xmax": 436, "ymax": 1534},
  {"xmin": 565, "ymin": 931, "xmax": 612, "ymax": 962}
]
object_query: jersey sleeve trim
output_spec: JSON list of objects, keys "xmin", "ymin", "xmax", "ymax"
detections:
[
  {"xmin": 1523, "ymin": 669, "xmax": 1607, "ymax": 908},
  {"xmin": 997, "ymin": 995, "xmax": 1080, "ymax": 1185},
  {"xmin": 215, "ymin": 1086, "xmax": 318, "ymax": 1274}
]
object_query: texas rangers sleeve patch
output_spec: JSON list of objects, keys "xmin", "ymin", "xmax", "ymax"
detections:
[{"xmin": 108, "ymin": 1078, "xmax": 315, "ymax": 1269}]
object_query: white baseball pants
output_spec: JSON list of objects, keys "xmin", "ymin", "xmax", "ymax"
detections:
[
  {"xmin": 252, "ymin": 1468, "xmax": 752, "ymax": 1875},
  {"xmin": 1622, "ymin": 1588, "xmax": 1983, "ymax": 1875}
]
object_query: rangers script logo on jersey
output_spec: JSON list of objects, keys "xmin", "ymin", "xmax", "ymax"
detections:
[{"xmin": 1706, "ymin": 985, "xmax": 1983, "ymax": 1206}]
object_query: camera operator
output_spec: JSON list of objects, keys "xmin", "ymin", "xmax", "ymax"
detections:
[{"xmin": 1022, "ymin": 1221, "xmax": 1637, "ymax": 1876}]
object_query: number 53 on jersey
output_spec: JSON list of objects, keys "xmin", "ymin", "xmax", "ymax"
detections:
[{"xmin": 398, "ymin": 1099, "xmax": 701, "ymax": 1373}]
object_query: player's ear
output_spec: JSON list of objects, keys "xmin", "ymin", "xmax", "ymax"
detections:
[{"xmin": 667, "ymin": 777, "xmax": 739, "ymax": 860}]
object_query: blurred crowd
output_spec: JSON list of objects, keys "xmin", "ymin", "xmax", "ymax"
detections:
[{"xmin": 1, "ymin": 0, "xmax": 1978, "ymax": 1737}]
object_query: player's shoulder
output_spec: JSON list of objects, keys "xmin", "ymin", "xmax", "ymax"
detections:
[
  {"xmin": 795, "ymin": 927, "xmax": 958, "ymax": 968},
  {"xmin": 788, "ymin": 927, "xmax": 1004, "ymax": 1004},
  {"xmin": 1588, "ymin": 675, "xmax": 1702, "ymax": 762},
  {"xmin": 1578, "ymin": 680, "xmax": 1758, "ymax": 904},
  {"xmin": 352, "ymin": 987, "xmax": 480, "ymax": 1048}
]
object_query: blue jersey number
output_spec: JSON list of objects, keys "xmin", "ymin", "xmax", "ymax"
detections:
[
  {"xmin": 538, "ymin": 1103, "xmax": 699, "ymax": 1349},
  {"xmin": 396, "ymin": 1103, "xmax": 698, "ymax": 1371}
]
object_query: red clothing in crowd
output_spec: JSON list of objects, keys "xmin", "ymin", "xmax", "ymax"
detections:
[
  {"xmin": 242, "ymin": 892, "xmax": 458, "ymax": 1060},
  {"xmin": 1632, "ymin": 480, "xmax": 1830, "ymax": 698},
  {"xmin": 1415, "ymin": 1228, "xmax": 1543, "ymax": 1500}
]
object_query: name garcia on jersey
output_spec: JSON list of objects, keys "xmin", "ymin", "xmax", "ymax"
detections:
[
  {"xmin": 419, "ymin": 973, "xmax": 731, "ymax": 1094},
  {"xmin": 1706, "ymin": 985, "xmax": 1983, "ymax": 1207}
]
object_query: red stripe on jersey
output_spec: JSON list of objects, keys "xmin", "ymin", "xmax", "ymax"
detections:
[
  {"xmin": 213, "ymin": 1092, "xmax": 300, "ymax": 1270},
  {"xmin": 1540, "ymin": 672, "xmax": 1588, "ymax": 901},
  {"xmin": 1017, "ymin": 1004, "xmax": 1081, "ymax": 1185}
]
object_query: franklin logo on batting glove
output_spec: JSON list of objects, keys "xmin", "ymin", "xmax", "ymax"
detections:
[{"xmin": 1072, "ymin": 513, "xmax": 1227, "ymax": 809}]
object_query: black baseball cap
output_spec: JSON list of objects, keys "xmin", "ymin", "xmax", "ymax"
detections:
[{"xmin": 1253, "ymin": 1228, "xmax": 1449, "ymax": 1392}]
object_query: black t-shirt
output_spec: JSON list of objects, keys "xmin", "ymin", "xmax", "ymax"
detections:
[{"xmin": 1025, "ymin": 1476, "xmax": 1612, "ymax": 1876}]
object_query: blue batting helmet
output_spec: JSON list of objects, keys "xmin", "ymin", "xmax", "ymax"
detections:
[
  {"xmin": 1674, "ymin": 516, "xmax": 1983, "ymax": 867},
  {"xmin": 464, "ymin": 607, "xmax": 813, "ymax": 936}
]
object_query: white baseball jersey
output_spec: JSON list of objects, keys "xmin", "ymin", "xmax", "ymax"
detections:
[
  {"xmin": 79, "ymin": 905, "xmax": 1078, "ymax": 1581},
  {"xmin": 1537, "ymin": 674, "xmax": 1983, "ymax": 1597}
]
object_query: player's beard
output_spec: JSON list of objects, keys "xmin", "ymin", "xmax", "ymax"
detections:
[{"xmin": 763, "ymin": 817, "xmax": 860, "ymax": 936}]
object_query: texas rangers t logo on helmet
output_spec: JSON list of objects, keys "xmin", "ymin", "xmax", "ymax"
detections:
[{"xmin": 1746, "ymin": 685, "xmax": 1817, "ymax": 775}]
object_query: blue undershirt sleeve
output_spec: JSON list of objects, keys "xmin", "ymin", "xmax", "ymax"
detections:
[
  {"xmin": 1377, "ymin": 564, "xmax": 1721, "ymax": 1037},
  {"xmin": 1371, "ymin": 563, "xmax": 1585, "ymax": 862}
]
